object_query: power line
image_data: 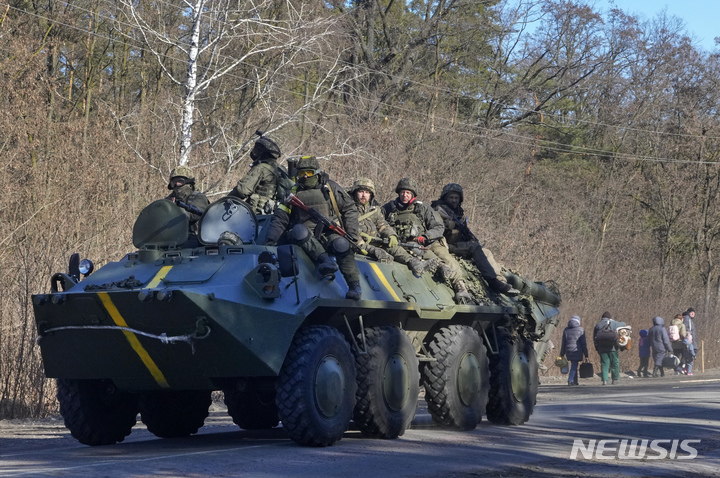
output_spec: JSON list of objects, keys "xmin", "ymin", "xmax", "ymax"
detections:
[{"xmin": 2, "ymin": 0, "xmax": 720, "ymax": 166}]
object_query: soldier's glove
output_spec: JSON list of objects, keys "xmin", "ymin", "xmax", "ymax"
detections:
[
  {"xmin": 387, "ymin": 235, "xmax": 399, "ymax": 248},
  {"xmin": 172, "ymin": 189, "xmax": 190, "ymax": 204},
  {"xmin": 230, "ymin": 186, "xmax": 247, "ymax": 200},
  {"xmin": 415, "ymin": 236, "xmax": 427, "ymax": 245},
  {"xmin": 263, "ymin": 199, "xmax": 276, "ymax": 215}
]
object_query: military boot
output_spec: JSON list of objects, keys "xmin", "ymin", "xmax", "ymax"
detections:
[
  {"xmin": 487, "ymin": 277, "xmax": 520, "ymax": 296},
  {"xmin": 408, "ymin": 257, "xmax": 440, "ymax": 277},
  {"xmin": 316, "ymin": 253, "xmax": 338, "ymax": 279},
  {"xmin": 453, "ymin": 279, "xmax": 473, "ymax": 304},
  {"xmin": 346, "ymin": 281, "xmax": 362, "ymax": 300}
]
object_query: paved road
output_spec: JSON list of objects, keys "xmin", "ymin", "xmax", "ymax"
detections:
[{"xmin": 1, "ymin": 373, "xmax": 719, "ymax": 477}]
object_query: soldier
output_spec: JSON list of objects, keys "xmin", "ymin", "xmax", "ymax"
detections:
[
  {"xmin": 349, "ymin": 178, "xmax": 437, "ymax": 277},
  {"xmin": 264, "ymin": 156, "xmax": 362, "ymax": 300},
  {"xmin": 230, "ymin": 133, "xmax": 290, "ymax": 215},
  {"xmin": 381, "ymin": 178, "xmax": 472, "ymax": 302},
  {"xmin": 166, "ymin": 165, "xmax": 209, "ymax": 240},
  {"xmin": 432, "ymin": 183, "xmax": 519, "ymax": 296}
]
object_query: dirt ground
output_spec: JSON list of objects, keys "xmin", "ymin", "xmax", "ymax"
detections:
[{"xmin": 1, "ymin": 370, "xmax": 719, "ymax": 477}]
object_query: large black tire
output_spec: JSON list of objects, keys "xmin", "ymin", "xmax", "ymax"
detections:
[
  {"xmin": 223, "ymin": 382, "xmax": 279, "ymax": 430},
  {"xmin": 139, "ymin": 390, "xmax": 211, "ymax": 438},
  {"xmin": 276, "ymin": 326, "xmax": 357, "ymax": 446},
  {"xmin": 486, "ymin": 336, "xmax": 539, "ymax": 425},
  {"xmin": 353, "ymin": 326, "xmax": 420, "ymax": 438},
  {"xmin": 57, "ymin": 378, "xmax": 138, "ymax": 446},
  {"xmin": 422, "ymin": 325, "xmax": 489, "ymax": 430}
]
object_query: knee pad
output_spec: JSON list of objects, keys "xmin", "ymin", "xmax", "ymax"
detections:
[
  {"xmin": 290, "ymin": 224, "xmax": 311, "ymax": 245},
  {"xmin": 330, "ymin": 236, "xmax": 352, "ymax": 257}
]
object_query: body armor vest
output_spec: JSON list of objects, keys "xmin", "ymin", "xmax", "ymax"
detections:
[
  {"xmin": 356, "ymin": 203, "xmax": 380, "ymax": 235},
  {"xmin": 294, "ymin": 185, "xmax": 334, "ymax": 230},
  {"xmin": 436, "ymin": 201, "xmax": 470, "ymax": 242},
  {"xmin": 387, "ymin": 205, "xmax": 425, "ymax": 241},
  {"xmin": 254, "ymin": 162, "xmax": 278, "ymax": 199}
]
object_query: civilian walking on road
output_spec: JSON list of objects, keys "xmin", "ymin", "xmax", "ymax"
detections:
[
  {"xmin": 637, "ymin": 329, "xmax": 651, "ymax": 378},
  {"xmin": 648, "ymin": 316, "xmax": 673, "ymax": 377},
  {"xmin": 682, "ymin": 308, "xmax": 698, "ymax": 375},
  {"xmin": 669, "ymin": 314, "xmax": 688, "ymax": 375},
  {"xmin": 560, "ymin": 316, "xmax": 589, "ymax": 386},
  {"xmin": 593, "ymin": 311, "xmax": 620, "ymax": 385}
]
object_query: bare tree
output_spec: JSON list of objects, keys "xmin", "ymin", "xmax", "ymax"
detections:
[{"xmin": 115, "ymin": 0, "xmax": 352, "ymax": 177}]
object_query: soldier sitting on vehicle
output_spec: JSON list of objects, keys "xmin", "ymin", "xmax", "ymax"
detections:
[
  {"xmin": 349, "ymin": 178, "xmax": 438, "ymax": 277},
  {"xmin": 263, "ymin": 156, "xmax": 363, "ymax": 300},
  {"xmin": 381, "ymin": 177, "xmax": 472, "ymax": 303},
  {"xmin": 431, "ymin": 183, "xmax": 519, "ymax": 296},
  {"xmin": 230, "ymin": 132, "xmax": 292, "ymax": 215},
  {"xmin": 166, "ymin": 165, "xmax": 210, "ymax": 242}
]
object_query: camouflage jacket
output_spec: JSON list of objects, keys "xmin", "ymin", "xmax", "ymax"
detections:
[
  {"xmin": 431, "ymin": 199, "xmax": 473, "ymax": 245},
  {"xmin": 355, "ymin": 200, "xmax": 397, "ymax": 239},
  {"xmin": 381, "ymin": 198, "xmax": 444, "ymax": 243},
  {"xmin": 265, "ymin": 179, "xmax": 359, "ymax": 244},
  {"xmin": 231, "ymin": 161, "xmax": 278, "ymax": 213},
  {"xmin": 166, "ymin": 185, "xmax": 209, "ymax": 234}
]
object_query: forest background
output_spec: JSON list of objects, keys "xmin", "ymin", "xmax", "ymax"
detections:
[{"xmin": 2, "ymin": 0, "xmax": 720, "ymax": 418}]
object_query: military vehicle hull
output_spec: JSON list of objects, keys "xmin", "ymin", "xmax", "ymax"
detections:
[{"xmin": 33, "ymin": 197, "xmax": 561, "ymax": 446}]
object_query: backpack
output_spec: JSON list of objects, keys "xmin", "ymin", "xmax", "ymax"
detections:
[
  {"xmin": 595, "ymin": 321, "xmax": 618, "ymax": 347},
  {"xmin": 275, "ymin": 166, "xmax": 295, "ymax": 201},
  {"xmin": 668, "ymin": 325, "xmax": 680, "ymax": 341}
]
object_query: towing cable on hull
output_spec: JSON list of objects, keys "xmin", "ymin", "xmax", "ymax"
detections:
[{"xmin": 36, "ymin": 321, "xmax": 211, "ymax": 354}]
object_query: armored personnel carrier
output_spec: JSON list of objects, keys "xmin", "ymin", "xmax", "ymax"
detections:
[{"xmin": 32, "ymin": 197, "xmax": 561, "ymax": 447}]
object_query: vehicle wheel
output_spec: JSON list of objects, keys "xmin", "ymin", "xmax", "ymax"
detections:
[
  {"xmin": 139, "ymin": 390, "xmax": 211, "ymax": 438},
  {"xmin": 224, "ymin": 382, "xmax": 279, "ymax": 430},
  {"xmin": 57, "ymin": 378, "xmax": 138, "ymax": 446},
  {"xmin": 353, "ymin": 326, "xmax": 420, "ymax": 438},
  {"xmin": 486, "ymin": 336, "xmax": 538, "ymax": 425},
  {"xmin": 276, "ymin": 326, "xmax": 357, "ymax": 446},
  {"xmin": 422, "ymin": 325, "xmax": 489, "ymax": 430}
]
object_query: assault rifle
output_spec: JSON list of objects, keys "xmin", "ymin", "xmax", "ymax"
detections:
[
  {"xmin": 362, "ymin": 233, "xmax": 428, "ymax": 251},
  {"xmin": 284, "ymin": 194, "xmax": 364, "ymax": 253},
  {"xmin": 450, "ymin": 213, "xmax": 481, "ymax": 245},
  {"xmin": 176, "ymin": 200, "xmax": 205, "ymax": 217}
]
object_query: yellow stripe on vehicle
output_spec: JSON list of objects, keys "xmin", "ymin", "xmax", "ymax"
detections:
[
  {"xmin": 145, "ymin": 265, "xmax": 173, "ymax": 289},
  {"xmin": 369, "ymin": 262, "xmax": 402, "ymax": 302},
  {"xmin": 97, "ymin": 292, "xmax": 170, "ymax": 388}
]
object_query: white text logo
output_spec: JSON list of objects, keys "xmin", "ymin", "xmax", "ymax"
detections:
[{"xmin": 570, "ymin": 439, "xmax": 700, "ymax": 460}]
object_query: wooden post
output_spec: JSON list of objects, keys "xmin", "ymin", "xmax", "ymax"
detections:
[{"xmin": 701, "ymin": 340, "xmax": 705, "ymax": 373}]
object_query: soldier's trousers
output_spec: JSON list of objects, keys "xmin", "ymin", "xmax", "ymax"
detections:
[
  {"xmin": 296, "ymin": 232, "xmax": 360, "ymax": 284},
  {"xmin": 387, "ymin": 245, "xmax": 415, "ymax": 265},
  {"xmin": 422, "ymin": 241, "xmax": 463, "ymax": 283},
  {"xmin": 449, "ymin": 240, "xmax": 501, "ymax": 281}
]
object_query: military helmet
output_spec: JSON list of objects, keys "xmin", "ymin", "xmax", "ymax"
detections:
[
  {"xmin": 251, "ymin": 135, "xmax": 281, "ymax": 161},
  {"xmin": 440, "ymin": 183, "xmax": 464, "ymax": 203},
  {"xmin": 350, "ymin": 178, "xmax": 376, "ymax": 197},
  {"xmin": 395, "ymin": 177, "xmax": 418, "ymax": 197},
  {"xmin": 297, "ymin": 155, "xmax": 320, "ymax": 171},
  {"xmin": 168, "ymin": 165, "xmax": 195, "ymax": 189},
  {"xmin": 296, "ymin": 156, "xmax": 322, "ymax": 188}
]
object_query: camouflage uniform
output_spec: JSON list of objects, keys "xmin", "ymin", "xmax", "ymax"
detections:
[
  {"xmin": 166, "ymin": 165, "xmax": 210, "ymax": 239},
  {"xmin": 231, "ymin": 135, "xmax": 286, "ymax": 215},
  {"xmin": 381, "ymin": 178, "xmax": 471, "ymax": 302},
  {"xmin": 264, "ymin": 156, "xmax": 362, "ymax": 300},
  {"xmin": 432, "ymin": 183, "xmax": 518, "ymax": 296},
  {"xmin": 349, "ymin": 178, "xmax": 436, "ymax": 276}
]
